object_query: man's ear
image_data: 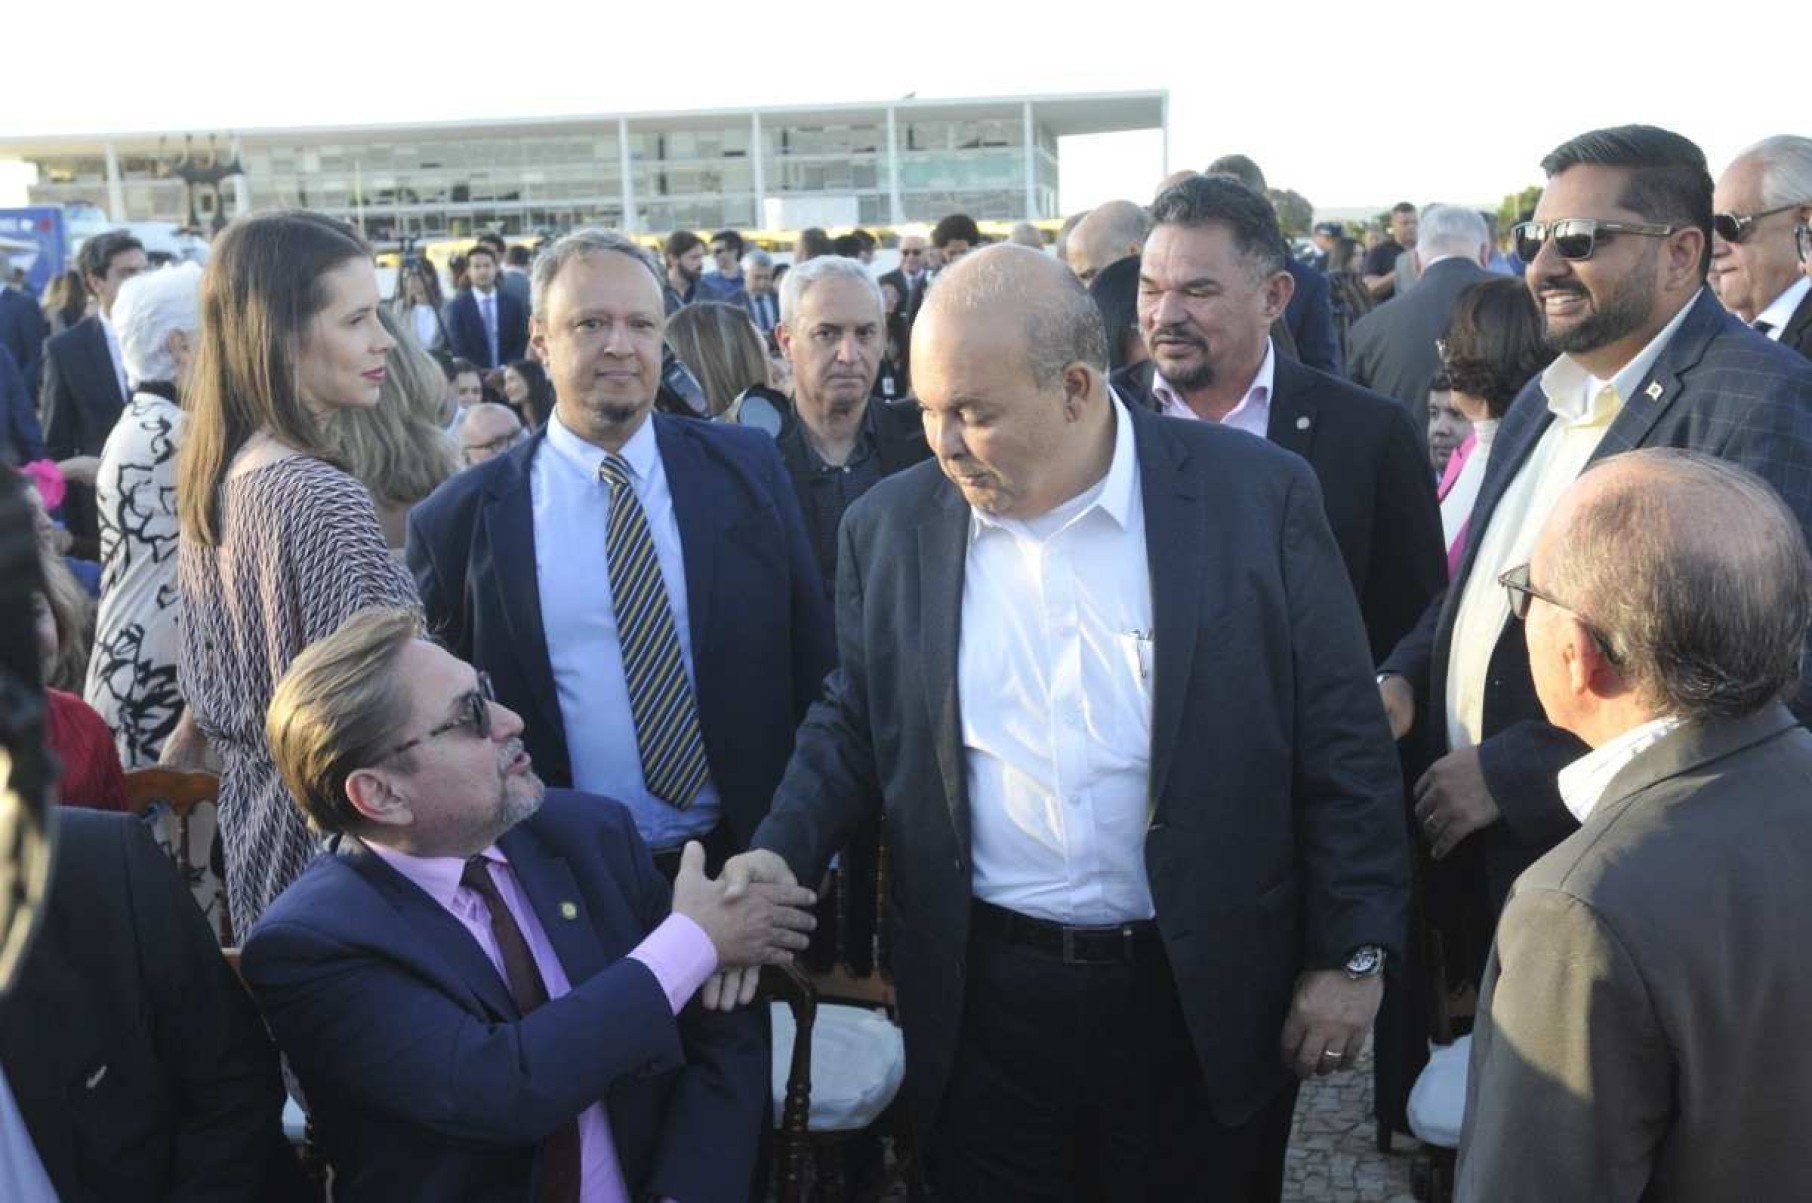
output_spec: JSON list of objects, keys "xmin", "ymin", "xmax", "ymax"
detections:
[
  {"xmin": 775, "ymin": 320, "xmax": 795, "ymax": 361},
  {"xmin": 1262, "ymin": 268, "xmax": 1297, "ymax": 324},
  {"xmin": 528, "ymin": 316, "xmax": 548, "ymax": 362},
  {"xmin": 1061, "ymin": 361, "xmax": 1096, "ymax": 419},
  {"xmin": 345, "ymin": 768, "xmax": 413, "ymax": 830}
]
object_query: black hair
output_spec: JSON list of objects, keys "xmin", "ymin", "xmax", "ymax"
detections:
[
  {"xmin": 710, "ymin": 229, "xmax": 745, "ymax": 256},
  {"xmin": 832, "ymin": 233, "xmax": 865, "ymax": 258},
  {"xmin": 1439, "ymin": 278, "xmax": 1554, "ymax": 418},
  {"xmin": 1087, "ymin": 254, "xmax": 1143, "ymax": 373},
  {"xmin": 663, "ymin": 229, "xmax": 704, "ymax": 260},
  {"xmin": 1149, "ymin": 174, "xmax": 1289, "ymax": 278},
  {"xmin": 1540, "ymin": 125, "xmax": 1713, "ymax": 276},
  {"xmin": 932, "ymin": 214, "xmax": 982, "ymax": 249},
  {"xmin": 77, "ymin": 229, "xmax": 144, "ymax": 281}
]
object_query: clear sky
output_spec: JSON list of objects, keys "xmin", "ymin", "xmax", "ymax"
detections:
[{"xmin": 2, "ymin": 0, "xmax": 1801, "ymax": 218}]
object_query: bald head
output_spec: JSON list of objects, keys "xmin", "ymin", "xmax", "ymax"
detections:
[
  {"xmin": 1534, "ymin": 449, "xmax": 1812, "ymax": 724},
  {"xmin": 1065, "ymin": 200, "xmax": 1151, "ymax": 286},
  {"xmin": 919, "ymin": 244, "xmax": 1108, "ymax": 388},
  {"xmin": 458, "ymin": 402, "xmax": 524, "ymax": 466}
]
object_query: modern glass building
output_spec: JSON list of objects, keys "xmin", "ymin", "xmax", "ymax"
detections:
[{"xmin": 0, "ymin": 92, "xmax": 1165, "ymax": 240}]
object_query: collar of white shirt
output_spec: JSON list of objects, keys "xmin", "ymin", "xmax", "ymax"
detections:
[
  {"xmin": 1538, "ymin": 292, "xmax": 1698, "ymax": 424},
  {"xmin": 544, "ymin": 405, "xmax": 657, "ymax": 486},
  {"xmin": 367, "ymin": 841, "xmax": 508, "ymax": 910},
  {"xmin": 1556, "ymin": 714, "xmax": 1683, "ymax": 823},
  {"xmin": 970, "ymin": 389, "xmax": 1139, "ymax": 545},
  {"xmin": 1152, "ymin": 338, "xmax": 1275, "ymax": 436},
  {"xmin": 1754, "ymin": 276, "xmax": 1811, "ymax": 338}
]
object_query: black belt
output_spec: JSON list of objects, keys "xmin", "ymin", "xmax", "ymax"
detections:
[{"xmin": 972, "ymin": 900, "xmax": 1160, "ymax": 965}]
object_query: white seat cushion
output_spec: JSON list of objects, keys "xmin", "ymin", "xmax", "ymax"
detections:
[
  {"xmin": 282, "ymin": 1097, "xmax": 308, "ymax": 1146},
  {"xmin": 1407, "ymin": 1035, "xmax": 1471, "ymax": 1149},
  {"xmin": 770, "ymin": 1001, "xmax": 906, "ymax": 1133}
]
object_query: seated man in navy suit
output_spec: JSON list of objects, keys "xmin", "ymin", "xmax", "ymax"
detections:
[{"xmin": 243, "ymin": 607, "xmax": 816, "ymax": 1202}]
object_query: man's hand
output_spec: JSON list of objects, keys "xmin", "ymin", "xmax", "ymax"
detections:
[
  {"xmin": 719, "ymin": 848, "xmax": 799, "ymax": 901},
  {"xmin": 1378, "ymin": 673, "xmax": 1415, "ymax": 741},
  {"xmin": 1413, "ymin": 745, "xmax": 1499, "ymax": 859},
  {"xmin": 699, "ymin": 967, "xmax": 763, "ymax": 1013},
  {"xmin": 1280, "ymin": 969, "xmax": 1383, "ymax": 1079},
  {"xmin": 672, "ymin": 842, "xmax": 816, "ymax": 969},
  {"xmin": 56, "ymin": 455, "xmax": 99, "ymax": 487}
]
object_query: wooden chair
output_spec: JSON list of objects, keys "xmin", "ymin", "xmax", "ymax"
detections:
[
  {"xmin": 221, "ymin": 946, "xmax": 327, "ymax": 1191},
  {"xmin": 122, "ymin": 767, "xmax": 232, "ymax": 945}
]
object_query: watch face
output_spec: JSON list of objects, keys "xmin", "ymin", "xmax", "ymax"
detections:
[{"xmin": 1347, "ymin": 947, "xmax": 1382, "ymax": 976}]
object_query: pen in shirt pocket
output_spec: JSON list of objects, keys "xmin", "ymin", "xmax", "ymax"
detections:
[{"xmin": 1128, "ymin": 629, "xmax": 1154, "ymax": 681}]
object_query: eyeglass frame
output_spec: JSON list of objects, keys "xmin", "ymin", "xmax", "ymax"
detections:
[
  {"xmin": 1512, "ymin": 217, "xmax": 1679, "ymax": 263},
  {"xmin": 1796, "ymin": 221, "xmax": 1811, "ymax": 266},
  {"xmin": 461, "ymin": 430, "xmax": 520, "ymax": 465},
  {"xmin": 1711, "ymin": 203, "xmax": 1802, "ymax": 245},
  {"xmin": 1497, "ymin": 563, "xmax": 1623, "ymax": 665},
  {"xmin": 383, "ymin": 672, "xmax": 496, "ymax": 760}
]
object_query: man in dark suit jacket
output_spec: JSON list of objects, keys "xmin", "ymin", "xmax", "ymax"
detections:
[
  {"xmin": 444, "ymin": 242, "xmax": 529, "ymax": 369},
  {"xmin": 1457, "ymin": 449, "xmax": 1812, "ymax": 1202},
  {"xmin": 723, "ymin": 247, "xmax": 1408, "ymax": 1199},
  {"xmin": 0, "ymin": 347, "xmax": 44, "ymax": 464},
  {"xmin": 1710, "ymin": 135, "xmax": 1812, "ymax": 359},
  {"xmin": 0, "ymin": 270, "xmax": 48, "ymax": 389},
  {"xmin": 408, "ymin": 230, "xmax": 833, "ymax": 874},
  {"xmin": 1347, "ymin": 206, "xmax": 1495, "ymax": 413},
  {"xmin": 1379, "ymin": 126, "xmax": 1812, "ymax": 942},
  {"xmin": 1116, "ymin": 175, "xmax": 1446, "ymax": 661},
  {"xmin": 38, "ymin": 231, "xmax": 145, "ymax": 548},
  {"xmin": 244, "ymin": 610, "xmax": 801, "ymax": 1202},
  {"xmin": 0, "ymin": 809, "xmax": 306, "ymax": 1202}
]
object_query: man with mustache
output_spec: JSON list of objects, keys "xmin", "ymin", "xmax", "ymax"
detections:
[
  {"xmin": 1114, "ymin": 173, "xmax": 1445, "ymax": 662},
  {"xmin": 242, "ymin": 608, "xmax": 815, "ymax": 1201},
  {"xmin": 1377, "ymin": 125, "xmax": 1812, "ymax": 955}
]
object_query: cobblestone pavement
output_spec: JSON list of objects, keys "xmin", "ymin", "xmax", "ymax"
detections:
[{"xmin": 1284, "ymin": 1037, "xmax": 1420, "ymax": 1203}]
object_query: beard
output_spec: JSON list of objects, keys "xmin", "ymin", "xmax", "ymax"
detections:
[
  {"xmin": 1149, "ymin": 329, "xmax": 1215, "ymax": 390},
  {"xmin": 1540, "ymin": 259, "xmax": 1657, "ymax": 356}
]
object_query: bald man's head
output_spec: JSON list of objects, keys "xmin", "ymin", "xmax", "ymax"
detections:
[
  {"xmin": 458, "ymin": 402, "xmax": 525, "ymax": 466},
  {"xmin": 1530, "ymin": 449, "xmax": 1812, "ymax": 726},
  {"xmin": 1065, "ymin": 200, "xmax": 1151, "ymax": 286},
  {"xmin": 919, "ymin": 244, "xmax": 1108, "ymax": 388}
]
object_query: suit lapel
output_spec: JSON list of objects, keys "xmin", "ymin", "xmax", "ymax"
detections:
[
  {"xmin": 1265, "ymin": 358, "xmax": 1319, "ymax": 461},
  {"xmin": 918, "ymin": 485, "xmax": 972, "ymax": 861},
  {"xmin": 481, "ymin": 437, "xmax": 565, "ymax": 762},
  {"xmin": 653, "ymin": 416, "xmax": 724, "ymax": 663},
  {"xmin": 499, "ymin": 822, "xmax": 609, "ymax": 986},
  {"xmin": 340, "ymin": 837, "xmax": 519, "ymax": 1019},
  {"xmin": 1591, "ymin": 289, "xmax": 1721, "ymax": 463},
  {"xmin": 1131, "ymin": 404, "xmax": 1206, "ymax": 811}
]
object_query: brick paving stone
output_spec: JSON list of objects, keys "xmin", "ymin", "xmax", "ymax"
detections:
[{"xmin": 1282, "ymin": 1036, "xmax": 1421, "ymax": 1203}]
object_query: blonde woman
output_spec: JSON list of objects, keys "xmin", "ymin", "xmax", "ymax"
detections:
[{"xmin": 665, "ymin": 301, "xmax": 772, "ymax": 417}]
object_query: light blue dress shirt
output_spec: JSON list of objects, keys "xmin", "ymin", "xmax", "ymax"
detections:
[{"xmin": 531, "ymin": 410, "xmax": 722, "ymax": 849}]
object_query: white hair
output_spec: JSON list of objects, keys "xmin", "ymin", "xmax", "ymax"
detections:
[
  {"xmin": 530, "ymin": 228, "xmax": 662, "ymax": 316},
  {"xmin": 1738, "ymin": 135, "xmax": 1812, "ymax": 209},
  {"xmin": 112, "ymin": 262, "xmax": 202, "ymax": 386},
  {"xmin": 778, "ymin": 254, "xmax": 883, "ymax": 324},
  {"xmin": 1416, "ymin": 204, "xmax": 1490, "ymax": 260},
  {"xmin": 740, "ymin": 248, "xmax": 773, "ymax": 271}
]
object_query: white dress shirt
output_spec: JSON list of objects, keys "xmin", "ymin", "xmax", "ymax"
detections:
[
  {"xmin": 1555, "ymin": 715, "xmax": 1683, "ymax": 823},
  {"xmin": 531, "ymin": 410, "xmax": 721, "ymax": 849},
  {"xmin": 1754, "ymin": 276, "xmax": 1810, "ymax": 340},
  {"xmin": 475, "ymin": 287, "xmax": 500, "ymax": 365},
  {"xmin": 958, "ymin": 395, "xmax": 1156, "ymax": 925},
  {"xmin": 1152, "ymin": 338, "xmax": 1276, "ymax": 439},
  {"xmin": 410, "ymin": 302, "xmax": 441, "ymax": 350},
  {"xmin": 1445, "ymin": 297, "xmax": 1696, "ymax": 750},
  {"xmin": 99, "ymin": 309, "xmax": 129, "ymax": 398}
]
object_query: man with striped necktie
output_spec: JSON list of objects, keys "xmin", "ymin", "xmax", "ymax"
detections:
[{"xmin": 408, "ymin": 228, "xmax": 835, "ymax": 882}]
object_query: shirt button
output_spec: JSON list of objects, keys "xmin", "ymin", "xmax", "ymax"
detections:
[{"xmin": 1069, "ymin": 794, "xmax": 1083, "ymax": 807}]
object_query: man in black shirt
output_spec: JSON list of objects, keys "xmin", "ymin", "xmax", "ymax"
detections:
[{"xmin": 1364, "ymin": 202, "xmax": 1420, "ymax": 300}]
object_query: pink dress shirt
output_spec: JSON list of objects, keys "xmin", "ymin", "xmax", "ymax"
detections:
[
  {"xmin": 1151, "ymin": 339, "xmax": 1276, "ymax": 439},
  {"xmin": 370, "ymin": 843, "xmax": 717, "ymax": 1202}
]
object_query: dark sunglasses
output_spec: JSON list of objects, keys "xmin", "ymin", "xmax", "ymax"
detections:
[
  {"xmin": 1712, "ymin": 204, "xmax": 1800, "ymax": 245},
  {"xmin": 899, "ymin": 248, "xmax": 924, "ymax": 257},
  {"xmin": 1497, "ymin": 564, "xmax": 1622, "ymax": 664},
  {"xmin": 1513, "ymin": 217, "xmax": 1677, "ymax": 263},
  {"xmin": 385, "ymin": 672, "xmax": 495, "ymax": 759}
]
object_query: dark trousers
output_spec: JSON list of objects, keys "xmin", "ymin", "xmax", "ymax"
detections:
[
  {"xmin": 648, "ymin": 821, "xmax": 738, "ymax": 884},
  {"xmin": 930, "ymin": 904, "xmax": 1299, "ymax": 1203}
]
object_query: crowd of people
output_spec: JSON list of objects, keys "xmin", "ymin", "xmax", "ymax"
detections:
[{"xmin": 0, "ymin": 121, "xmax": 1810, "ymax": 1203}]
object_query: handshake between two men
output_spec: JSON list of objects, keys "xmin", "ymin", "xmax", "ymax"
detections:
[{"xmin": 669, "ymin": 840, "xmax": 820, "ymax": 1011}]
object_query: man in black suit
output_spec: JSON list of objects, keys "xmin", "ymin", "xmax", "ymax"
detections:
[
  {"xmin": 1711, "ymin": 135, "xmax": 1812, "ymax": 358},
  {"xmin": 1115, "ymin": 174, "xmax": 1445, "ymax": 661},
  {"xmin": 1348, "ymin": 205, "xmax": 1495, "ymax": 414},
  {"xmin": 0, "ymin": 253, "xmax": 48, "ymax": 389},
  {"xmin": 721, "ymin": 245, "xmax": 1409, "ymax": 1200},
  {"xmin": 0, "ymin": 808, "xmax": 307, "ymax": 1201},
  {"xmin": 877, "ymin": 231, "xmax": 929, "ymax": 325},
  {"xmin": 1378, "ymin": 125, "xmax": 1812, "ymax": 944},
  {"xmin": 38, "ymin": 230, "xmax": 144, "ymax": 549},
  {"xmin": 444, "ymin": 242, "xmax": 528, "ymax": 370},
  {"xmin": 1208, "ymin": 155, "xmax": 1345, "ymax": 376}
]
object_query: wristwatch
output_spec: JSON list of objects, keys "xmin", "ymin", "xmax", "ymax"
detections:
[{"xmin": 1344, "ymin": 945, "xmax": 1386, "ymax": 980}]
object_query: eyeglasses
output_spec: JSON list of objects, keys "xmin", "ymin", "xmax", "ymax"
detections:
[
  {"xmin": 1796, "ymin": 221, "xmax": 1811, "ymax": 266},
  {"xmin": 1512, "ymin": 217, "xmax": 1678, "ymax": 263},
  {"xmin": 1497, "ymin": 563, "xmax": 1623, "ymax": 665},
  {"xmin": 1712, "ymin": 204, "xmax": 1800, "ymax": 245},
  {"xmin": 384, "ymin": 673, "xmax": 496, "ymax": 759},
  {"xmin": 462, "ymin": 432, "xmax": 518, "ymax": 464},
  {"xmin": 899, "ymin": 248, "xmax": 924, "ymax": 258}
]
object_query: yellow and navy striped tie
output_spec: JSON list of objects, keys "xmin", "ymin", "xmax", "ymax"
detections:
[{"xmin": 599, "ymin": 454, "xmax": 711, "ymax": 809}]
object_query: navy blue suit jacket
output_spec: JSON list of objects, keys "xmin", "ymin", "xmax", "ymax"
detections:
[
  {"xmin": 1381, "ymin": 287, "xmax": 1812, "ymax": 905},
  {"xmin": 0, "ymin": 287, "xmax": 47, "ymax": 391},
  {"xmin": 754, "ymin": 398, "xmax": 1409, "ymax": 1131},
  {"xmin": 1285, "ymin": 260, "xmax": 1344, "ymax": 377},
  {"xmin": 0, "ymin": 345, "xmax": 44, "ymax": 463},
  {"xmin": 445, "ymin": 288, "xmax": 528, "ymax": 369},
  {"xmin": 241, "ymin": 791, "xmax": 766, "ymax": 1203},
  {"xmin": 406, "ymin": 414, "xmax": 834, "ymax": 847}
]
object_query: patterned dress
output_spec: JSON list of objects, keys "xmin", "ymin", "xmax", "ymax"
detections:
[
  {"xmin": 178, "ymin": 455, "xmax": 419, "ymax": 934},
  {"xmin": 85, "ymin": 388, "xmax": 187, "ymax": 768}
]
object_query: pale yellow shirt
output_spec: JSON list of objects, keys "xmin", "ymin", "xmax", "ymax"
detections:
[{"xmin": 1444, "ymin": 297, "xmax": 1697, "ymax": 750}]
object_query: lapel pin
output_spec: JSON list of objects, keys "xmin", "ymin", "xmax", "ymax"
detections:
[
  {"xmin": 1645, "ymin": 382, "xmax": 1663, "ymax": 400},
  {"xmin": 1295, "ymin": 415, "xmax": 1311, "ymax": 431},
  {"xmin": 559, "ymin": 901, "xmax": 579, "ymax": 921}
]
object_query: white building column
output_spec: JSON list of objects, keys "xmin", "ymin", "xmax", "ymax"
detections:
[
  {"xmin": 750, "ymin": 111, "xmax": 765, "ymax": 228},
  {"xmin": 103, "ymin": 140, "xmax": 125, "ymax": 218},
  {"xmin": 1021, "ymin": 102, "xmax": 1037, "ymax": 220},
  {"xmin": 230, "ymin": 136, "xmax": 250, "ymax": 215},
  {"xmin": 1160, "ymin": 92, "xmax": 1171, "ymax": 179},
  {"xmin": 618, "ymin": 117, "xmax": 637, "ymax": 234},
  {"xmin": 886, "ymin": 105, "xmax": 904, "ymax": 226}
]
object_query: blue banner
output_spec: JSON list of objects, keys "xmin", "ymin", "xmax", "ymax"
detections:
[{"xmin": 0, "ymin": 207, "xmax": 68, "ymax": 294}]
